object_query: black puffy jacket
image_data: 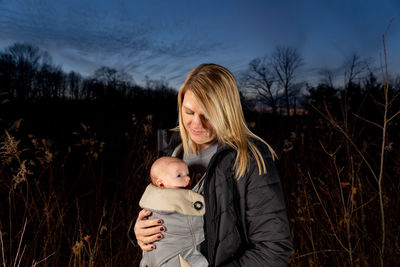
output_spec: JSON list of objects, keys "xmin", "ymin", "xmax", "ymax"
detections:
[{"xmin": 157, "ymin": 130, "xmax": 293, "ymax": 267}]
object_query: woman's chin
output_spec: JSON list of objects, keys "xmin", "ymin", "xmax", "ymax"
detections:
[
  {"xmin": 190, "ymin": 135, "xmax": 213, "ymax": 147},
  {"xmin": 190, "ymin": 134, "xmax": 207, "ymax": 144}
]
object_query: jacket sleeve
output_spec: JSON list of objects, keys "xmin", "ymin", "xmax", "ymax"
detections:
[{"xmin": 221, "ymin": 155, "xmax": 293, "ymax": 267}]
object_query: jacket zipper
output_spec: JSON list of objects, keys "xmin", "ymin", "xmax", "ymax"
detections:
[{"xmin": 203, "ymin": 145, "xmax": 230, "ymax": 266}]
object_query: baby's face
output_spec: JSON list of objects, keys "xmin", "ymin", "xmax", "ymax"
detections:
[{"xmin": 162, "ymin": 161, "xmax": 191, "ymax": 189}]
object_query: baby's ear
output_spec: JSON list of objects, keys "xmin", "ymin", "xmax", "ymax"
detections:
[{"xmin": 156, "ymin": 179, "xmax": 164, "ymax": 188}]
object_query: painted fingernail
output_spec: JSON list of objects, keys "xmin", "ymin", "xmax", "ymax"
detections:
[
  {"xmin": 158, "ymin": 220, "xmax": 162, "ymax": 224},
  {"xmin": 151, "ymin": 245, "xmax": 155, "ymax": 249},
  {"xmin": 157, "ymin": 235, "xmax": 162, "ymax": 239},
  {"xmin": 160, "ymin": 227, "xmax": 165, "ymax": 231}
]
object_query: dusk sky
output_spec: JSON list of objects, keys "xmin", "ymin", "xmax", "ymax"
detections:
[{"xmin": 1, "ymin": 0, "xmax": 399, "ymax": 89}]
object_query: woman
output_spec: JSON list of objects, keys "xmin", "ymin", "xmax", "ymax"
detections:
[{"xmin": 132, "ymin": 64, "xmax": 292, "ymax": 266}]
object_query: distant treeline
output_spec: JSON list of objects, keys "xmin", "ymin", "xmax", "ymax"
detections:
[
  {"xmin": 1, "ymin": 43, "xmax": 400, "ymax": 115},
  {"xmin": 0, "ymin": 43, "xmax": 176, "ymax": 102},
  {"xmin": 1, "ymin": 42, "xmax": 400, "ymax": 153}
]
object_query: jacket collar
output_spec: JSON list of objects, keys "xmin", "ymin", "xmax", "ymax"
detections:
[{"xmin": 139, "ymin": 184, "xmax": 205, "ymax": 216}]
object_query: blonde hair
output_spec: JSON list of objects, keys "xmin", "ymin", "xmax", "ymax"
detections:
[{"xmin": 177, "ymin": 63, "xmax": 277, "ymax": 179}]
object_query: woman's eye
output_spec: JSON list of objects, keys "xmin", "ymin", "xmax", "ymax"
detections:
[
  {"xmin": 185, "ymin": 112, "xmax": 194, "ymax": 115},
  {"xmin": 177, "ymin": 174, "xmax": 182, "ymax": 178}
]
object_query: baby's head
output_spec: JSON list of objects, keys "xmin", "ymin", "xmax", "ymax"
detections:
[{"xmin": 150, "ymin": 157, "xmax": 191, "ymax": 189}]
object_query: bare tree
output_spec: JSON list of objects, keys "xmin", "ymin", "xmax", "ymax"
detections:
[
  {"xmin": 2, "ymin": 43, "xmax": 52, "ymax": 100},
  {"xmin": 35, "ymin": 63, "xmax": 65, "ymax": 99},
  {"xmin": 5, "ymin": 43, "xmax": 51, "ymax": 67},
  {"xmin": 2, "ymin": 43, "xmax": 52, "ymax": 99},
  {"xmin": 342, "ymin": 53, "xmax": 368, "ymax": 87},
  {"xmin": 272, "ymin": 46, "xmax": 303, "ymax": 116},
  {"xmin": 67, "ymin": 71, "xmax": 83, "ymax": 100},
  {"xmin": 93, "ymin": 66, "xmax": 134, "ymax": 98},
  {"xmin": 0, "ymin": 53, "xmax": 15, "ymax": 96},
  {"xmin": 144, "ymin": 75, "xmax": 170, "ymax": 91},
  {"xmin": 318, "ymin": 67, "xmax": 335, "ymax": 88},
  {"xmin": 94, "ymin": 66, "xmax": 133, "ymax": 85},
  {"xmin": 242, "ymin": 57, "xmax": 280, "ymax": 115}
]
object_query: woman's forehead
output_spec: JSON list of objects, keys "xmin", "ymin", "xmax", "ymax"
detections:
[{"xmin": 182, "ymin": 91, "xmax": 204, "ymax": 110}]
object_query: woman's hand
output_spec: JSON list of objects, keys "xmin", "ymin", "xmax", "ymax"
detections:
[{"xmin": 134, "ymin": 209, "xmax": 165, "ymax": 251}]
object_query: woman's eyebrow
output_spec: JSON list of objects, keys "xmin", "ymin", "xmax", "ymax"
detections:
[{"xmin": 183, "ymin": 105, "xmax": 193, "ymax": 111}]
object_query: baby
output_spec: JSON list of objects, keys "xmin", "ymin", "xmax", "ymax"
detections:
[
  {"xmin": 150, "ymin": 156, "xmax": 191, "ymax": 189},
  {"xmin": 139, "ymin": 157, "xmax": 208, "ymax": 267}
]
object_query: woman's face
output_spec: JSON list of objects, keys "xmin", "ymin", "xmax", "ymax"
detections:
[{"xmin": 182, "ymin": 90, "xmax": 216, "ymax": 150}]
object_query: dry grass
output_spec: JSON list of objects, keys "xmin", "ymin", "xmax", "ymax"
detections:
[{"xmin": 0, "ymin": 115, "xmax": 154, "ymax": 266}]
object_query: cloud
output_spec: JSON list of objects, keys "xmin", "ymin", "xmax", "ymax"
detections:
[{"xmin": 0, "ymin": 0, "xmax": 220, "ymax": 84}]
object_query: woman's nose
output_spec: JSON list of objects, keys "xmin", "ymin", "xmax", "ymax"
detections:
[{"xmin": 192, "ymin": 114, "xmax": 203, "ymax": 127}]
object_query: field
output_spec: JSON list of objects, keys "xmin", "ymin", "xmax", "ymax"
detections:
[{"xmin": 0, "ymin": 81, "xmax": 399, "ymax": 267}]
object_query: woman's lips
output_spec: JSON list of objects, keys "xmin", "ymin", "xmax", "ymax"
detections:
[{"xmin": 190, "ymin": 128, "xmax": 206, "ymax": 135}]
